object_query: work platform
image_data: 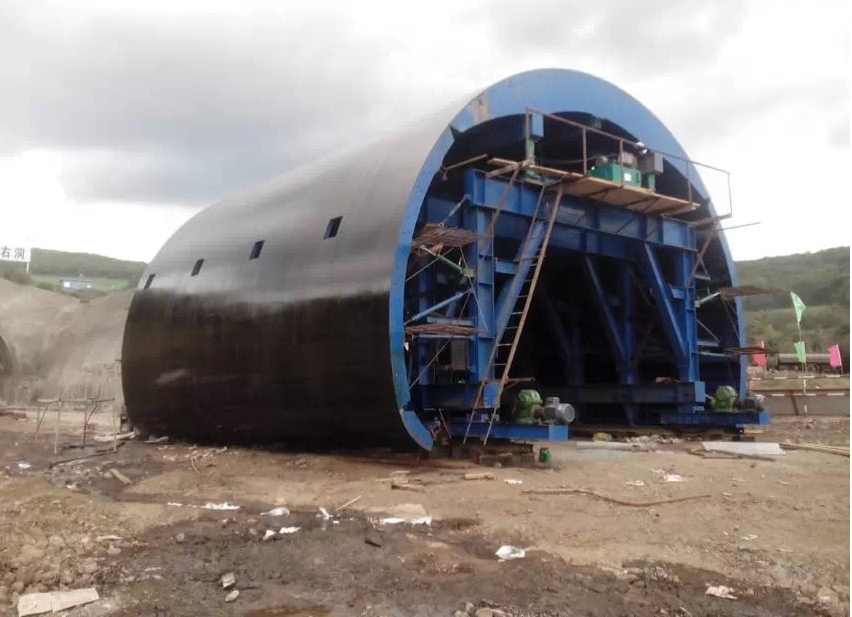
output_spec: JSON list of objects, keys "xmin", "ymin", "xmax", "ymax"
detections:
[{"xmin": 488, "ymin": 158, "xmax": 700, "ymax": 215}]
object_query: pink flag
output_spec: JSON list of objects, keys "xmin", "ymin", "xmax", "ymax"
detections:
[
  {"xmin": 828, "ymin": 344, "xmax": 842, "ymax": 368},
  {"xmin": 753, "ymin": 340, "xmax": 767, "ymax": 368}
]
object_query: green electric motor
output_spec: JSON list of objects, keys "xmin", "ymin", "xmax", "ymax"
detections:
[
  {"xmin": 589, "ymin": 161, "xmax": 642, "ymax": 187},
  {"xmin": 512, "ymin": 389, "xmax": 543, "ymax": 424},
  {"xmin": 711, "ymin": 386, "xmax": 738, "ymax": 412}
]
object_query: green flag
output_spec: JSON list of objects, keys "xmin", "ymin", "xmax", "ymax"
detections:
[
  {"xmin": 794, "ymin": 340, "xmax": 807, "ymax": 364},
  {"xmin": 790, "ymin": 292, "xmax": 806, "ymax": 324}
]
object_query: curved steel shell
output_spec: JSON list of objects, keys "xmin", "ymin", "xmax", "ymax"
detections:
[{"xmin": 121, "ymin": 68, "xmax": 745, "ymax": 449}]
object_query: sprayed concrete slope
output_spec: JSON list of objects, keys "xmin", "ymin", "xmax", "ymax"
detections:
[{"xmin": 0, "ymin": 279, "xmax": 131, "ymax": 405}]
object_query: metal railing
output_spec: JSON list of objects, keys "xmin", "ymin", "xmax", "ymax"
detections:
[{"xmin": 523, "ymin": 108, "xmax": 734, "ymax": 218}]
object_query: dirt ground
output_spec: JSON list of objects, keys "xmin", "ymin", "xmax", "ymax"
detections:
[{"xmin": 0, "ymin": 408, "xmax": 849, "ymax": 616}]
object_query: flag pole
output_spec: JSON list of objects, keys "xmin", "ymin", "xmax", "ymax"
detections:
[{"xmin": 791, "ymin": 292, "xmax": 808, "ymax": 416}]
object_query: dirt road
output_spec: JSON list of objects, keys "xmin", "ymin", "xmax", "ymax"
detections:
[{"xmin": 0, "ymin": 411, "xmax": 848, "ymax": 616}]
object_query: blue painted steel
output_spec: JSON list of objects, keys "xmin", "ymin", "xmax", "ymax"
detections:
[
  {"xmin": 636, "ymin": 244, "xmax": 689, "ymax": 372},
  {"xmin": 466, "ymin": 172, "xmax": 695, "ymax": 250},
  {"xmin": 659, "ymin": 411, "xmax": 770, "ymax": 426},
  {"xmin": 384, "ymin": 68, "xmax": 750, "ymax": 445},
  {"xmin": 552, "ymin": 383, "xmax": 696, "ymax": 404},
  {"xmin": 463, "ymin": 178, "xmax": 497, "ymax": 405},
  {"xmin": 540, "ymin": 290, "xmax": 574, "ymax": 384},
  {"xmin": 495, "ymin": 259, "xmax": 518, "ymax": 275},
  {"xmin": 582, "ymin": 256, "xmax": 627, "ymax": 364},
  {"xmin": 493, "ymin": 221, "xmax": 546, "ymax": 339},
  {"xmin": 449, "ymin": 422, "xmax": 569, "ymax": 441},
  {"xmin": 406, "ymin": 290, "xmax": 469, "ymax": 324},
  {"xmin": 619, "ymin": 263, "xmax": 638, "ymax": 424}
]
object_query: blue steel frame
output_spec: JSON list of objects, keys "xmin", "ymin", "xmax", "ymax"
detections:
[
  {"xmin": 411, "ymin": 173, "xmax": 704, "ymax": 415},
  {"xmin": 388, "ymin": 69, "xmax": 757, "ymax": 449}
]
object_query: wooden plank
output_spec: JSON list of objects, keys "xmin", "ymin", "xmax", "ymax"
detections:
[
  {"xmin": 488, "ymin": 158, "xmax": 699, "ymax": 215},
  {"xmin": 109, "ymin": 468, "xmax": 133, "ymax": 485},
  {"xmin": 781, "ymin": 442, "xmax": 850, "ymax": 457},
  {"xmin": 522, "ymin": 487, "xmax": 711, "ymax": 507},
  {"xmin": 718, "ymin": 285, "xmax": 773, "ymax": 299},
  {"xmin": 688, "ymin": 214, "xmax": 733, "ymax": 228}
]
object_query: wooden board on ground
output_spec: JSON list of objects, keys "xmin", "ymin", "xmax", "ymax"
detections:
[{"xmin": 702, "ymin": 441, "xmax": 785, "ymax": 456}]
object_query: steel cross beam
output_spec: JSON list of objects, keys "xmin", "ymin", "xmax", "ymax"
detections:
[{"xmin": 460, "ymin": 171, "xmax": 695, "ymax": 252}]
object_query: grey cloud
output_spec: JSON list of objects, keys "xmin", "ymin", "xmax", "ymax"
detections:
[
  {"xmin": 478, "ymin": 0, "xmax": 748, "ymax": 75},
  {"xmin": 58, "ymin": 147, "xmax": 293, "ymax": 205},
  {"xmin": 0, "ymin": 1, "xmax": 409, "ymax": 204},
  {"xmin": 659, "ymin": 76, "xmax": 850, "ymax": 152},
  {"xmin": 0, "ymin": 0, "xmax": 847, "ymax": 209}
]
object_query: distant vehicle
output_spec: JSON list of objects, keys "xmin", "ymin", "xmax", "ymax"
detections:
[
  {"xmin": 769, "ymin": 353, "xmax": 844, "ymax": 374},
  {"xmin": 59, "ymin": 275, "xmax": 93, "ymax": 291}
]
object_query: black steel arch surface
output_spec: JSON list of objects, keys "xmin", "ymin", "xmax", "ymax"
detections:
[{"xmin": 121, "ymin": 117, "xmax": 450, "ymax": 446}]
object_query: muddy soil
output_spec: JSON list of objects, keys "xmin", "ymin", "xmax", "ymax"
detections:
[
  {"xmin": 0, "ymin": 411, "xmax": 848, "ymax": 616},
  {"xmin": 101, "ymin": 512, "xmax": 807, "ymax": 617}
]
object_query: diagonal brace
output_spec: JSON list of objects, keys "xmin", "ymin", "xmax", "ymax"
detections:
[
  {"xmin": 636, "ymin": 244, "xmax": 688, "ymax": 368},
  {"xmin": 493, "ymin": 221, "xmax": 546, "ymax": 339},
  {"xmin": 582, "ymin": 256, "xmax": 627, "ymax": 364}
]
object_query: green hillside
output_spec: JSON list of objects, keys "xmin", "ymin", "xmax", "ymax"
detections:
[
  {"xmin": 1, "ymin": 248, "xmax": 146, "ymax": 292},
  {"xmin": 30, "ymin": 248, "xmax": 147, "ymax": 283},
  {"xmin": 736, "ymin": 247, "xmax": 849, "ymax": 357},
  {"xmin": 2, "ymin": 246, "xmax": 848, "ymax": 358}
]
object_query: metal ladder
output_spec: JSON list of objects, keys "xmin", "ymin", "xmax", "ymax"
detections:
[{"xmin": 465, "ymin": 180, "xmax": 565, "ymax": 443}]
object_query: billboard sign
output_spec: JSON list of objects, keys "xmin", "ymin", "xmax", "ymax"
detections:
[{"xmin": 0, "ymin": 245, "xmax": 30, "ymax": 263}]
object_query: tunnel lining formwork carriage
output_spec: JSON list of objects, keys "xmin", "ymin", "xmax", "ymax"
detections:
[{"xmin": 122, "ymin": 69, "xmax": 767, "ymax": 451}]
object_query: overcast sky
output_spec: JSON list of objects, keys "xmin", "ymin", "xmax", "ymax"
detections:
[{"xmin": 1, "ymin": 0, "xmax": 849, "ymax": 263}]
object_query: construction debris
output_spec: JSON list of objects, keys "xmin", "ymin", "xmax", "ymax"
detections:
[
  {"xmin": 702, "ymin": 442, "xmax": 784, "ymax": 457},
  {"xmin": 705, "ymin": 585, "xmax": 737, "ymax": 600},
  {"xmin": 17, "ymin": 588, "xmax": 99, "ymax": 616},
  {"xmin": 279, "ymin": 526, "xmax": 300, "ymax": 534},
  {"xmin": 109, "ymin": 468, "xmax": 133, "ymax": 485},
  {"xmin": 781, "ymin": 442, "xmax": 850, "ymax": 457},
  {"xmin": 379, "ymin": 516, "xmax": 432, "ymax": 525},
  {"xmin": 335, "ymin": 495, "xmax": 362, "ymax": 511},
  {"xmin": 575, "ymin": 441, "xmax": 653, "ymax": 452},
  {"xmin": 93, "ymin": 431, "xmax": 135, "ymax": 443},
  {"xmin": 391, "ymin": 482, "xmax": 425, "ymax": 492},
  {"xmin": 495, "ymin": 546, "xmax": 525, "ymax": 561},
  {"xmin": 221, "ymin": 572, "xmax": 235, "ymax": 589},
  {"xmin": 364, "ymin": 528, "xmax": 383, "ymax": 547},
  {"xmin": 48, "ymin": 444, "xmax": 125, "ymax": 468},
  {"xmin": 204, "ymin": 502, "xmax": 239, "ymax": 510},
  {"xmin": 463, "ymin": 472, "xmax": 496, "ymax": 481},
  {"xmin": 263, "ymin": 507, "xmax": 290, "ymax": 516},
  {"xmin": 522, "ymin": 487, "xmax": 711, "ymax": 507}
]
